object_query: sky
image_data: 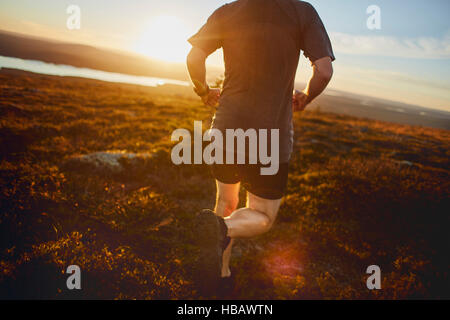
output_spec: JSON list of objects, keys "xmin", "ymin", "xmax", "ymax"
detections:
[{"xmin": 0, "ymin": 0, "xmax": 449, "ymax": 111}]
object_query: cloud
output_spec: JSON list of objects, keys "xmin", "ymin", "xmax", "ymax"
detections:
[
  {"xmin": 0, "ymin": 19, "xmax": 127, "ymax": 51},
  {"xmin": 330, "ymin": 32, "xmax": 450, "ymax": 59},
  {"xmin": 381, "ymin": 71, "xmax": 450, "ymax": 91},
  {"xmin": 328, "ymin": 64, "xmax": 450, "ymax": 111}
]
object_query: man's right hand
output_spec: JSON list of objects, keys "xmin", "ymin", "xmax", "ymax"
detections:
[
  {"xmin": 201, "ymin": 88, "xmax": 221, "ymax": 107},
  {"xmin": 293, "ymin": 90, "xmax": 310, "ymax": 112}
]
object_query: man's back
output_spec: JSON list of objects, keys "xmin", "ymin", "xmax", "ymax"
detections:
[
  {"xmin": 186, "ymin": 2, "xmax": 334, "ymax": 291},
  {"xmin": 188, "ymin": 0, "xmax": 334, "ymax": 162}
]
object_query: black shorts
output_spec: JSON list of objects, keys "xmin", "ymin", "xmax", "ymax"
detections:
[{"xmin": 209, "ymin": 162, "xmax": 289, "ymax": 200}]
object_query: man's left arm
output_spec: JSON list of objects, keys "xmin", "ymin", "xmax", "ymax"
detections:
[
  {"xmin": 187, "ymin": 47, "xmax": 221, "ymax": 107},
  {"xmin": 187, "ymin": 8, "xmax": 224, "ymax": 107}
]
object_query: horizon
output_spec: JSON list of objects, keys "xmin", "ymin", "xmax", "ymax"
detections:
[
  {"xmin": 1, "ymin": 37, "xmax": 449, "ymax": 117},
  {"xmin": 0, "ymin": 0, "xmax": 449, "ymax": 112}
]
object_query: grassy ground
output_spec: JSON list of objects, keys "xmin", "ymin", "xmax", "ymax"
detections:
[{"xmin": 0, "ymin": 69, "xmax": 449, "ymax": 299}]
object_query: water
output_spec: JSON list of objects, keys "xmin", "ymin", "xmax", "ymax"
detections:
[{"xmin": 0, "ymin": 55, "xmax": 190, "ymax": 88}]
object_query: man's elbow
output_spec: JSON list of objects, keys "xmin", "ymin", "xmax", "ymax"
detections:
[
  {"xmin": 187, "ymin": 47, "xmax": 207, "ymax": 67},
  {"xmin": 317, "ymin": 64, "xmax": 333, "ymax": 83},
  {"xmin": 186, "ymin": 49, "xmax": 196, "ymax": 67},
  {"xmin": 313, "ymin": 57, "xmax": 334, "ymax": 83}
]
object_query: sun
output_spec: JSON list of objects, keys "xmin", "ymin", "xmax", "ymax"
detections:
[{"xmin": 133, "ymin": 15, "xmax": 191, "ymax": 63}]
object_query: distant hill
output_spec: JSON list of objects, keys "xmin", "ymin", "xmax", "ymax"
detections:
[
  {"xmin": 0, "ymin": 30, "xmax": 193, "ymax": 81},
  {"xmin": 312, "ymin": 90, "xmax": 450, "ymax": 131},
  {"xmin": 1, "ymin": 29, "xmax": 449, "ymax": 130},
  {"xmin": 0, "ymin": 69, "xmax": 448, "ymax": 299}
]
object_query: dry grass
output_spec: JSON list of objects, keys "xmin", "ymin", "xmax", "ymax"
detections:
[{"xmin": 0, "ymin": 70, "xmax": 449, "ymax": 299}]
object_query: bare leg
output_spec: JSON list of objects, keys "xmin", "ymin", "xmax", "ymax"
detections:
[
  {"xmin": 214, "ymin": 181, "xmax": 240, "ymax": 278},
  {"xmin": 224, "ymin": 192, "xmax": 281, "ymax": 239},
  {"xmin": 214, "ymin": 181, "xmax": 282, "ymax": 277}
]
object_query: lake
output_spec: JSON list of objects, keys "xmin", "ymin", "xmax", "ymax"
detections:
[{"xmin": 0, "ymin": 55, "xmax": 190, "ymax": 88}]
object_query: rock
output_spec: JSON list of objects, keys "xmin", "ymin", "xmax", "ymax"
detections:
[
  {"xmin": 0, "ymin": 103, "xmax": 30, "ymax": 118},
  {"xmin": 63, "ymin": 151, "xmax": 154, "ymax": 174},
  {"xmin": 360, "ymin": 126, "xmax": 369, "ymax": 133}
]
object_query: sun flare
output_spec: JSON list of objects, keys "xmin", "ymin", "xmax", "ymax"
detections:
[{"xmin": 133, "ymin": 15, "xmax": 191, "ymax": 63}]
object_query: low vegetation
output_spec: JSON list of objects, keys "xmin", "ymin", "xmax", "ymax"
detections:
[{"xmin": 0, "ymin": 70, "xmax": 449, "ymax": 299}]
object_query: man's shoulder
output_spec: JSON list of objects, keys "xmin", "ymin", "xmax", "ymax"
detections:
[
  {"xmin": 213, "ymin": 0, "xmax": 316, "ymax": 19},
  {"xmin": 214, "ymin": 1, "xmax": 239, "ymax": 14},
  {"xmin": 291, "ymin": 0, "xmax": 315, "ymax": 12},
  {"xmin": 207, "ymin": 1, "xmax": 236, "ymax": 21},
  {"xmin": 219, "ymin": 0, "xmax": 313, "ymax": 9},
  {"xmin": 290, "ymin": 0, "xmax": 319, "ymax": 26}
]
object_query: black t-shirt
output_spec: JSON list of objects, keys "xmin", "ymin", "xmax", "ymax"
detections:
[{"xmin": 188, "ymin": 0, "xmax": 335, "ymax": 162}]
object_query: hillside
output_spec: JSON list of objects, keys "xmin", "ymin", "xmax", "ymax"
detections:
[{"xmin": 0, "ymin": 69, "xmax": 449, "ymax": 299}]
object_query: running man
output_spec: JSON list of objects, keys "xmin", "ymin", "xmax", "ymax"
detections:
[{"xmin": 186, "ymin": 0, "xmax": 334, "ymax": 295}]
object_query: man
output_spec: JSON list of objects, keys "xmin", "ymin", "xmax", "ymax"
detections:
[{"xmin": 186, "ymin": 0, "xmax": 334, "ymax": 295}]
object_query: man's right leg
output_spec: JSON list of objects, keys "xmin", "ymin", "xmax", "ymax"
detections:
[
  {"xmin": 210, "ymin": 163, "xmax": 285, "ymax": 278},
  {"xmin": 224, "ymin": 192, "xmax": 282, "ymax": 239},
  {"xmin": 215, "ymin": 184, "xmax": 282, "ymax": 278}
]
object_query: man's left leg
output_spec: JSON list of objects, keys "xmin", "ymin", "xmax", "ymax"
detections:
[{"xmin": 214, "ymin": 180, "xmax": 240, "ymax": 278}]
